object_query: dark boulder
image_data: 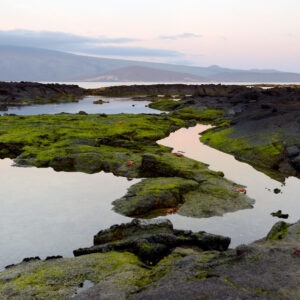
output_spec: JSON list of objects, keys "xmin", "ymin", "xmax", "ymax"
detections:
[{"xmin": 73, "ymin": 219, "xmax": 230, "ymax": 265}]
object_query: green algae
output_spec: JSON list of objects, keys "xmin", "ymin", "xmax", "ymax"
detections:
[
  {"xmin": 0, "ymin": 111, "xmax": 256, "ymax": 218},
  {"xmin": 0, "ymin": 114, "xmax": 186, "ymax": 176},
  {"xmin": 200, "ymin": 126, "xmax": 284, "ymax": 169},
  {"xmin": 180, "ymin": 180, "xmax": 254, "ymax": 218},
  {"xmin": 113, "ymin": 173, "xmax": 254, "ymax": 218},
  {"xmin": 93, "ymin": 99, "xmax": 108, "ymax": 104},
  {"xmin": 170, "ymin": 108, "xmax": 225, "ymax": 123},
  {"xmin": 266, "ymin": 221, "xmax": 290, "ymax": 241},
  {"xmin": 0, "ymin": 249, "xmax": 222, "ymax": 299},
  {"xmin": 113, "ymin": 177, "xmax": 199, "ymax": 216},
  {"xmin": 0, "ymin": 252, "xmax": 147, "ymax": 299},
  {"xmin": 148, "ymin": 99, "xmax": 185, "ymax": 111},
  {"xmin": 223, "ymin": 278, "xmax": 273, "ymax": 295}
]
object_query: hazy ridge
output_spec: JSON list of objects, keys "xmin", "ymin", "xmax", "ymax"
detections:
[{"xmin": 1, "ymin": 45, "xmax": 300, "ymax": 82}]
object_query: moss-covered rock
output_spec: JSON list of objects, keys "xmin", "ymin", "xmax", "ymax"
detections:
[
  {"xmin": 0, "ymin": 252, "xmax": 147, "ymax": 299},
  {"xmin": 112, "ymin": 177, "xmax": 199, "ymax": 216},
  {"xmin": 0, "ymin": 114, "xmax": 185, "ymax": 176},
  {"xmin": 1, "ymin": 220, "xmax": 299, "ymax": 299},
  {"xmin": 113, "ymin": 174, "xmax": 254, "ymax": 218},
  {"xmin": 93, "ymin": 99, "xmax": 108, "ymax": 104},
  {"xmin": 73, "ymin": 219, "xmax": 230, "ymax": 265},
  {"xmin": 180, "ymin": 179, "xmax": 254, "ymax": 218},
  {"xmin": 200, "ymin": 126, "xmax": 285, "ymax": 172}
]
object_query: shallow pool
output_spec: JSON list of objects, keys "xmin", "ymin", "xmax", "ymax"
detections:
[{"xmin": 1, "ymin": 96, "xmax": 160, "ymax": 115}]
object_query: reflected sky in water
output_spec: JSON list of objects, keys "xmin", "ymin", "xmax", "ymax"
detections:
[
  {"xmin": 158, "ymin": 125, "xmax": 300, "ymax": 247},
  {"xmin": 0, "ymin": 159, "xmax": 137, "ymax": 269},
  {"xmin": 2, "ymin": 96, "xmax": 160, "ymax": 115},
  {"xmin": 0, "ymin": 119, "xmax": 299, "ymax": 269}
]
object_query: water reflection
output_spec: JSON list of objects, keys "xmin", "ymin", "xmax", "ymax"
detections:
[
  {"xmin": 158, "ymin": 125, "xmax": 300, "ymax": 247},
  {"xmin": 1, "ymin": 124, "xmax": 299, "ymax": 269},
  {"xmin": 2, "ymin": 96, "xmax": 160, "ymax": 115},
  {"xmin": 0, "ymin": 159, "xmax": 137, "ymax": 269}
]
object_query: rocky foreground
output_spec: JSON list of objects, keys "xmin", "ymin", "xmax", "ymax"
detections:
[
  {"xmin": 0, "ymin": 83, "xmax": 299, "ymax": 299},
  {"xmin": 0, "ymin": 219, "xmax": 299, "ymax": 299}
]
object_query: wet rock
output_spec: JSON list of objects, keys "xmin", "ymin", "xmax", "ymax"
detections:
[
  {"xmin": 291, "ymin": 155, "xmax": 300, "ymax": 171},
  {"xmin": 0, "ymin": 273, "xmax": 20, "ymax": 282},
  {"xmin": 0, "ymin": 81, "xmax": 86, "ymax": 109},
  {"xmin": 266, "ymin": 221, "xmax": 290, "ymax": 240},
  {"xmin": 271, "ymin": 210, "xmax": 289, "ymax": 219},
  {"xmin": 45, "ymin": 255, "xmax": 63, "ymax": 261},
  {"xmin": 112, "ymin": 177, "xmax": 199, "ymax": 217},
  {"xmin": 73, "ymin": 219, "xmax": 230, "ymax": 265},
  {"xmin": 1, "ymin": 220, "xmax": 300, "ymax": 299},
  {"xmin": 273, "ymin": 188, "xmax": 281, "ymax": 194},
  {"xmin": 22, "ymin": 256, "xmax": 41, "ymax": 263},
  {"xmin": 113, "ymin": 175, "xmax": 254, "ymax": 219},
  {"xmin": 93, "ymin": 99, "xmax": 108, "ymax": 104},
  {"xmin": 78, "ymin": 111, "xmax": 88, "ymax": 115},
  {"xmin": 50, "ymin": 157, "xmax": 75, "ymax": 171}
]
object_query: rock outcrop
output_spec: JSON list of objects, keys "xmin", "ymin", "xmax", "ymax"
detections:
[
  {"xmin": 74, "ymin": 219, "xmax": 231, "ymax": 265},
  {"xmin": 1, "ymin": 219, "xmax": 299, "ymax": 299},
  {"xmin": 0, "ymin": 81, "xmax": 87, "ymax": 110}
]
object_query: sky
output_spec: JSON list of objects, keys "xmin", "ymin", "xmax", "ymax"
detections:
[{"xmin": 1, "ymin": 0, "xmax": 300, "ymax": 72}]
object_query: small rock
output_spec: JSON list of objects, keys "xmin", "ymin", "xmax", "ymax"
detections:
[
  {"xmin": 0, "ymin": 273, "xmax": 21, "ymax": 282},
  {"xmin": 22, "ymin": 256, "xmax": 41, "ymax": 263},
  {"xmin": 78, "ymin": 111, "xmax": 88, "ymax": 115},
  {"xmin": 274, "ymin": 188, "xmax": 281, "ymax": 194},
  {"xmin": 287, "ymin": 146, "xmax": 300, "ymax": 157},
  {"xmin": 45, "ymin": 255, "xmax": 63, "ymax": 261},
  {"xmin": 271, "ymin": 210, "xmax": 289, "ymax": 219}
]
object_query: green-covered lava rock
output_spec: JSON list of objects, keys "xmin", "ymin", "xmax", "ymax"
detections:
[
  {"xmin": 74, "ymin": 219, "xmax": 230, "ymax": 265},
  {"xmin": 112, "ymin": 177, "xmax": 199, "ymax": 216},
  {"xmin": 0, "ymin": 252, "xmax": 147, "ymax": 299},
  {"xmin": 100, "ymin": 84, "xmax": 300, "ymax": 179},
  {"xmin": 0, "ymin": 112, "xmax": 255, "ymax": 218},
  {"xmin": 113, "ymin": 176, "xmax": 254, "ymax": 218},
  {"xmin": 200, "ymin": 126, "xmax": 285, "ymax": 171},
  {"xmin": 93, "ymin": 99, "xmax": 108, "ymax": 104},
  {"xmin": 0, "ymin": 113, "xmax": 185, "ymax": 176}
]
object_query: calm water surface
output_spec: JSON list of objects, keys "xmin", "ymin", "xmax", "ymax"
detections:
[
  {"xmin": 0, "ymin": 159, "xmax": 136, "ymax": 269},
  {"xmin": 158, "ymin": 125, "xmax": 300, "ymax": 247},
  {"xmin": 1, "ymin": 89, "xmax": 299, "ymax": 269},
  {"xmin": 3, "ymin": 96, "xmax": 160, "ymax": 115}
]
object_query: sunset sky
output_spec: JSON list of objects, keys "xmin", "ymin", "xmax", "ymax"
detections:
[{"xmin": 1, "ymin": 0, "xmax": 300, "ymax": 72}]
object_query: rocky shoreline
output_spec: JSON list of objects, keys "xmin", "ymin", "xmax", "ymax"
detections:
[
  {"xmin": 95, "ymin": 84, "xmax": 300, "ymax": 179},
  {"xmin": 0, "ymin": 81, "xmax": 87, "ymax": 111},
  {"xmin": 0, "ymin": 219, "xmax": 299, "ymax": 299},
  {"xmin": 0, "ymin": 82, "xmax": 299, "ymax": 299}
]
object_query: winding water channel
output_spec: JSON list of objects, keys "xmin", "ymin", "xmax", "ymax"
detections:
[
  {"xmin": 0, "ymin": 99, "xmax": 299, "ymax": 270},
  {"xmin": 158, "ymin": 125, "xmax": 300, "ymax": 246}
]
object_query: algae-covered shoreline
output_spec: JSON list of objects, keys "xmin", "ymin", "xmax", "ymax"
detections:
[
  {"xmin": 0, "ymin": 82, "xmax": 299, "ymax": 299},
  {"xmin": 0, "ymin": 110, "xmax": 252, "ymax": 219}
]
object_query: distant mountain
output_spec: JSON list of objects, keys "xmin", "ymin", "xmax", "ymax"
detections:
[
  {"xmin": 208, "ymin": 71, "xmax": 300, "ymax": 82},
  {"xmin": 1, "ymin": 45, "xmax": 300, "ymax": 82},
  {"xmin": 86, "ymin": 65, "xmax": 207, "ymax": 82}
]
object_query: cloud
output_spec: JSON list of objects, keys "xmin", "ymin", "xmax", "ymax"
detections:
[
  {"xmin": 78, "ymin": 46, "xmax": 181, "ymax": 57},
  {"xmin": 159, "ymin": 32, "xmax": 202, "ymax": 40},
  {"xmin": 0, "ymin": 29, "xmax": 139, "ymax": 47},
  {"xmin": 0, "ymin": 29, "xmax": 182, "ymax": 58}
]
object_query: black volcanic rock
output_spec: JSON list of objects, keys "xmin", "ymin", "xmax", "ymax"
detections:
[
  {"xmin": 0, "ymin": 81, "xmax": 87, "ymax": 110},
  {"xmin": 73, "ymin": 219, "xmax": 230, "ymax": 265}
]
